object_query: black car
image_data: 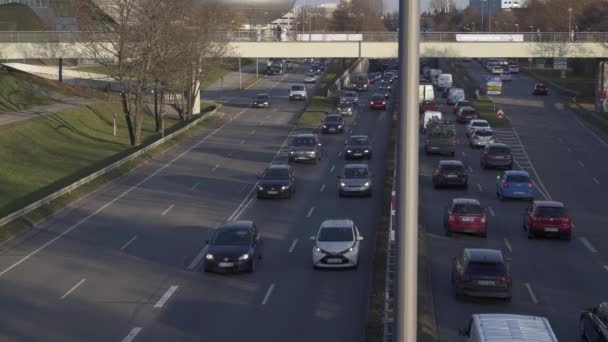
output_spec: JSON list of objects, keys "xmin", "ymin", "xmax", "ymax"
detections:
[
  {"xmin": 344, "ymin": 135, "xmax": 372, "ymax": 160},
  {"xmin": 481, "ymin": 143, "xmax": 513, "ymax": 170},
  {"xmin": 322, "ymin": 114, "xmax": 344, "ymax": 134},
  {"xmin": 451, "ymin": 248, "xmax": 512, "ymax": 301},
  {"xmin": 203, "ymin": 221, "xmax": 263, "ymax": 273},
  {"xmin": 378, "ymin": 85, "xmax": 391, "ymax": 99},
  {"xmin": 380, "ymin": 79, "xmax": 392, "ymax": 90},
  {"xmin": 257, "ymin": 164, "xmax": 296, "ymax": 199},
  {"xmin": 432, "ymin": 160, "xmax": 468, "ymax": 188},
  {"xmin": 580, "ymin": 302, "xmax": 608, "ymax": 341},
  {"xmin": 532, "ymin": 83, "xmax": 548, "ymax": 96},
  {"xmin": 252, "ymin": 94, "xmax": 270, "ymax": 108},
  {"xmin": 309, "ymin": 65, "xmax": 322, "ymax": 75},
  {"xmin": 288, "ymin": 133, "xmax": 322, "ymax": 164}
]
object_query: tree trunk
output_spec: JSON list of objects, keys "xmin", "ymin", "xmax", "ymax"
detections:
[
  {"xmin": 154, "ymin": 80, "xmax": 161, "ymax": 132},
  {"xmin": 134, "ymin": 92, "xmax": 144, "ymax": 146},
  {"xmin": 121, "ymin": 91, "xmax": 136, "ymax": 146}
]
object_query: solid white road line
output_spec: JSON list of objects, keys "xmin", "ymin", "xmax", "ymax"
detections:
[
  {"xmin": 330, "ymin": 165, "xmax": 335, "ymax": 173},
  {"xmin": 579, "ymin": 237, "xmax": 598, "ymax": 253},
  {"xmin": 320, "ymin": 184, "xmax": 326, "ymax": 192},
  {"xmin": 504, "ymin": 238, "xmax": 512, "ymax": 253},
  {"xmin": 161, "ymin": 204, "xmax": 174, "ymax": 216},
  {"xmin": 188, "ymin": 247, "xmax": 208, "ymax": 270},
  {"xmin": 154, "ymin": 285, "xmax": 179, "ymax": 308},
  {"xmin": 593, "ymin": 177, "xmax": 600, "ymax": 185},
  {"xmin": 476, "ymin": 183, "xmax": 483, "ymax": 192},
  {"xmin": 306, "ymin": 207, "xmax": 315, "ymax": 218},
  {"xmin": 212, "ymin": 164, "xmax": 219, "ymax": 172},
  {"xmin": 488, "ymin": 207, "xmax": 495, "ymax": 217},
  {"xmin": 524, "ymin": 282, "xmax": 539, "ymax": 304},
  {"xmin": 233, "ymin": 197, "xmax": 255, "ymax": 221},
  {"xmin": 604, "ymin": 265, "xmax": 608, "ymax": 272},
  {"xmin": 289, "ymin": 239, "xmax": 298, "ymax": 253},
  {"xmin": 578, "ymin": 160, "xmax": 585, "ymax": 167},
  {"xmin": 190, "ymin": 182, "xmax": 200, "ymax": 191},
  {"xmin": 120, "ymin": 235, "xmax": 138, "ymax": 251},
  {"xmin": 60, "ymin": 278, "xmax": 86, "ymax": 299},
  {"xmin": 261, "ymin": 283, "xmax": 275, "ymax": 305},
  {"xmin": 121, "ymin": 327, "xmax": 143, "ymax": 342}
]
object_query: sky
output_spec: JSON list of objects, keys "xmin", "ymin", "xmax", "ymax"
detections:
[{"xmin": 294, "ymin": 0, "xmax": 469, "ymax": 13}]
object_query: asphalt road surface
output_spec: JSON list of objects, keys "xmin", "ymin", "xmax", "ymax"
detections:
[
  {"xmin": 0, "ymin": 62, "xmax": 391, "ymax": 342},
  {"xmin": 424, "ymin": 60, "xmax": 608, "ymax": 341}
]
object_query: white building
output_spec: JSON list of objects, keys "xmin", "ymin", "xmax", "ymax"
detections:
[
  {"xmin": 502, "ymin": 0, "xmax": 528, "ymax": 9},
  {"xmin": 270, "ymin": 10, "xmax": 296, "ymax": 31}
]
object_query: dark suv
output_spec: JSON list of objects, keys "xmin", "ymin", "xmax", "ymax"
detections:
[
  {"xmin": 352, "ymin": 74, "xmax": 370, "ymax": 92},
  {"xmin": 432, "ymin": 160, "xmax": 468, "ymax": 188},
  {"xmin": 344, "ymin": 135, "xmax": 372, "ymax": 160},
  {"xmin": 481, "ymin": 143, "xmax": 513, "ymax": 170},
  {"xmin": 257, "ymin": 164, "xmax": 296, "ymax": 199},
  {"xmin": 288, "ymin": 133, "xmax": 322, "ymax": 164},
  {"xmin": 322, "ymin": 114, "xmax": 344, "ymax": 134},
  {"xmin": 425, "ymin": 121, "xmax": 456, "ymax": 156},
  {"xmin": 532, "ymin": 83, "xmax": 548, "ymax": 96},
  {"xmin": 451, "ymin": 248, "xmax": 512, "ymax": 301}
]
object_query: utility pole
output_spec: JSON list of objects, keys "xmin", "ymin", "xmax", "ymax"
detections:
[
  {"xmin": 397, "ymin": 0, "xmax": 419, "ymax": 340},
  {"xmin": 568, "ymin": 7, "xmax": 573, "ymax": 40},
  {"xmin": 481, "ymin": 0, "xmax": 485, "ymax": 32}
]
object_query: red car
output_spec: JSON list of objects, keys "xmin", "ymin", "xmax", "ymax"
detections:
[
  {"xmin": 444, "ymin": 198, "xmax": 487, "ymax": 237},
  {"xmin": 419, "ymin": 99, "xmax": 437, "ymax": 114},
  {"xmin": 369, "ymin": 94, "xmax": 387, "ymax": 110},
  {"xmin": 523, "ymin": 201, "xmax": 572, "ymax": 240}
]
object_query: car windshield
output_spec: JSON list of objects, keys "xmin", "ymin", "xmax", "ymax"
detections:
[
  {"xmin": 466, "ymin": 262, "xmax": 506, "ymax": 276},
  {"xmin": 292, "ymin": 137, "xmax": 316, "ymax": 146},
  {"xmin": 472, "ymin": 122, "xmax": 489, "ymax": 127},
  {"xmin": 338, "ymin": 103, "xmax": 351, "ymax": 109},
  {"xmin": 349, "ymin": 137, "xmax": 368, "ymax": 145},
  {"xmin": 325, "ymin": 116, "xmax": 342, "ymax": 123},
  {"xmin": 256, "ymin": 95, "xmax": 269, "ymax": 100},
  {"xmin": 536, "ymin": 84, "xmax": 546, "ymax": 89},
  {"xmin": 452, "ymin": 203, "xmax": 482, "ymax": 214},
  {"xmin": 305, "ymin": 74, "xmax": 315, "ymax": 78},
  {"xmin": 506, "ymin": 175, "xmax": 530, "ymax": 183},
  {"xmin": 474, "ymin": 130, "xmax": 493, "ymax": 137},
  {"xmin": 457, "ymin": 101, "xmax": 470, "ymax": 107},
  {"xmin": 344, "ymin": 93, "xmax": 356, "ymax": 98},
  {"xmin": 292, "ymin": 85, "xmax": 304, "ymax": 91},
  {"xmin": 344, "ymin": 167, "xmax": 369, "ymax": 178},
  {"xmin": 263, "ymin": 169, "xmax": 289, "ymax": 180},
  {"xmin": 489, "ymin": 146, "xmax": 511, "ymax": 155},
  {"xmin": 373, "ymin": 96, "xmax": 384, "ymax": 101},
  {"xmin": 535, "ymin": 206, "xmax": 566, "ymax": 217},
  {"xmin": 318, "ymin": 227, "xmax": 354, "ymax": 242},
  {"xmin": 462, "ymin": 109, "xmax": 476, "ymax": 115},
  {"xmin": 441, "ymin": 164, "xmax": 463, "ymax": 172},
  {"xmin": 212, "ymin": 229, "xmax": 251, "ymax": 246}
]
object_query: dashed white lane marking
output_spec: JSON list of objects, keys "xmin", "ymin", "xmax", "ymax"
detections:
[
  {"xmin": 121, "ymin": 327, "xmax": 142, "ymax": 342},
  {"xmin": 306, "ymin": 207, "xmax": 315, "ymax": 218},
  {"xmin": 524, "ymin": 282, "xmax": 539, "ymax": 304},
  {"xmin": 190, "ymin": 182, "xmax": 200, "ymax": 190},
  {"xmin": 60, "ymin": 278, "xmax": 86, "ymax": 299},
  {"xmin": 604, "ymin": 265, "xmax": 608, "ymax": 272},
  {"xmin": 467, "ymin": 166, "xmax": 473, "ymax": 173},
  {"xmin": 578, "ymin": 160, "xmax": 585, "ymax": 167},
  {"xmin": 579, "ymin": 237, "xmax": 598, "ymax": 253},
  {"xmin": 261, "ymin": 283, "xmax": 275, "ymax": 305},
  {"xmin": 488, "ymin": 207, "xmax": 495, "ymax": 217},
  {"xmin": 120, "ymin": 235, "xmax": 138, "ymax": 251},
  {"xmin": 338, "ymin": 152, "xmax": 342, "ymax": 157},
  {"xmin": 250, "ymin": 130, "xmax": 256, "ymax": 135},
  {"xmin": 330, "ymin": 165, "xmax": 335, "ymax": 173},
  {"xmin": 240, "ymin": 139, "xmax": 246, "ymax": 145},
  {"xmin": 320, "ymin": 184, "xmax": 326, "ymax": 192},
  {"xmin": 593, "ymin": 177, "xmax": 600, "ymax": 185},
  {"xmin": 288, "ymin": 239, "xmax": 298, "ymax": 253},
  {"xmin": 504, "ymin": 238, "xmax": 512, "ymax": 253},
  {"xmin": 154, "ymin": 285, "xmax": 179, "ymax": 308},
  {"xmin": 212, "ymin": 164, "xmax": 219, "ymax": 172},
  {"xmin": 476, "ymin": 183, "xmax": 483, "ymax": 192},
  {"xmin": 161, "ymin": 204, "xmax": 174, "ymax": 216}
]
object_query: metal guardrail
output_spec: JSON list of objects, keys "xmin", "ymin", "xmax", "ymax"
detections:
[{"xmin": 2, "ymin": 31, "xmax": 608, "ymax": 43}]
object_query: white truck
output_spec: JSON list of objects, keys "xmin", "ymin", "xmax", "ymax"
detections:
[
  {"xmin": 419, "ymin": 84, "xmax": 435, "ymax": 103},
  {"xmin": 460, "ymin": 313, "xmax": 557, "ymax": 342}
]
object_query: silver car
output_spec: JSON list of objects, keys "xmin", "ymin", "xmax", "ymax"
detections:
[
  {"xmin": 303, "ymin": 73, "xmax": 317, "ymax": 83},
  {"xmin": 310, "ymin": 219, "xmax": 363, "ymax": 269},
  {"xmin": 337, "ymin": 102, "xmax": 354, "ymax": 116},
  {"xmin": 338, "ymin": 164, "xmax": 373, "ymax": 197},
  {"xmin": 469, "ymin": 129, "xmax": 495, "ymax": 148},
  {"xmin": 339, "ymin": 91, "xmax": 359, "ymax": 105}
]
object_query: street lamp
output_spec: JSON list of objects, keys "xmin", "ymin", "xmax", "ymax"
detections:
[
  {"xmin": 529, "ymin": 25, "xmax": 534, "ymax": 32},
  {"xmin": 568, "ymin": 7, "xmax": 573, "ymax": 39},
  {"xmin": 515, "ymin": 23, "xmax": 519, "ymax": 32}
]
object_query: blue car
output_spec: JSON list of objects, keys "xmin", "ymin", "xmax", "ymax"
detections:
[{"xmin": 496, "ymin": 170, "xmax": 536, "ymax": 201}]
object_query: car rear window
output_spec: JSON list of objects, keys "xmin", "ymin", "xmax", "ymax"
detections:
[
  {"xmin": 457, "ymin": 101, "xmax": 470, "ymax": 107},
  {"xmin": 344, "ymin": 167, "xmax": 369, "ymax": 178},
  {"xmin": 534, "ymin": 206, "xmax": 566, "ymax": 217},
  {"xmin": 291, "ymin": 85, "xmax": 304, "ymax": 91},
  {"xmin": 325, "ymin": 116, "xmax": 342, "ymax": 123},
  {"xmin": 292, "ymin": 137, "xmax": 316, "ymax": 146},
  {"xmin": 318, "ymin": 227, "xmax": 354, "ymax": 242},
  {"xmin": 428, "ymin": 126, "xmax": 455, "ymax": 138},
  {"xmin": 306, "ymin": 73, "xmax": 315, "ymax": 77},
  {"xmin": 506, "ymin": 175, "xmax": 530, "ymax": 183},
  {"xmin": 489, "ymin": 146, "xmax": 511, "ymax": 155},
  {"xmin": 474, "ymin": 130, "xmax": 493, "ymax": 137},
  {"xmin": 462, "ymin": 109, "xmax": 476, "ymax": 115},
  {"xmin": 472, "ymin": 122, "xmax": 488, "ymax": 127},
  {"xmin": 452, "ymin": 203, "xmax": 482, "ymax": 214},
  {"xmin": 263, "ymin": 169, "xmax": 289, "ymax": 180},
  {"xmin": 339, "ymin": 103, "xmax": 351, "ymax": 109},
  {"xmin": 212, "ymin": 229, "xmax": 251, "ymax": 246},
  {"xmin": 441, "ymin": 164, "xmax": 463, "ymax": 172},
  {"xmin": 466, "ymin": 262, "xmax": 506, "ymax": 276}
]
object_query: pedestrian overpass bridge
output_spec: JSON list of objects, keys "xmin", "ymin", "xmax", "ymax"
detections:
[{"xmin": 0, "ymin": 31, "xmax": 607, "ymax": 59}]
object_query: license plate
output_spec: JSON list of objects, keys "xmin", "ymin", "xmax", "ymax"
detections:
[
  {"xmin": 461, "ymin": 217, "xmax": 474, "ymax": 222},
  {"xmin": 477, "ymin": 280, "xmax": 496, "ymax": 286},
  {"xmin": 218, "ymin": 262, "xmax": 234, "ymax": 268},
  {"xmin": 329, "ymin": 128, "xmax": 335, "ymax": 131},
  {"xmin": 326, "ymin": 258, "xmax": 342, "ymax": 264},
  {"xmin": 545, "ymin": 227, "xmax": 558, "ymax": 232},
  {"xmin": 447, "ymin": 175, "xmax": 458, "ymax": 178},
  {"xmin": 267, "ymin": 191, "xmax": 278, "ymax": 195},
  {"xmin": 296, "ymin": 157, "xmax": 307, "ymax": 160},
  {"xmin": 515, "ymin": 192, "xmax": 526, "ymax": 195},
  {"xmin": 354, "ymin": 153, "xmax": 362, "ymax": 156}
]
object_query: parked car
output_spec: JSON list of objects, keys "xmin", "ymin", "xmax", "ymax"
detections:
[
  {"xmin": 337, "ymin": 102, "xmax": 354, "ymax": 116},
  {"xmin": 288, "ymin": 133, "xmax": 322, "ymax": 164},
  {"xmin": 452, "ymin": 248, "xmax": 511, "ymax": 300},
  {"xmin": 444, "ymin": 199, "xmax": 487, "ymax": 237},
  {"xmin": 203, "ymin": 221, "xmax": 262, "ymax": 273},
  {"xmin": 456, "ymin": 106, "xmax": 479, "ymax": 123},
  {"xmin": 256, "ymin": 164, "xmax": 296, "ymax": 199},
  {"xmin": 580, "ymin": 302, "xmax": 608, "ymax": 342},
  {"xmin": 425, "ymin": 120, "xmax": 455, "ymax": 156},
  {"xmin": 369, "ymin": 94, "xmax": 387, "ymax": 110},
  {"xmin": 481, "ymin": 143, "xmax": 513, "ymax": 170},
  {"xmin": 533, "ymin": 83, "xmax": 549, "ymax": 96},
  {"xmin": 322, "ymin": 114, "xmax": 344, "ymax": 134},
  {"xmin": 311, "ymin": 219, "xmax": 363, "ymax": 269},
  {"xmin": 496, "ymin": 170, "xmax": 536, "ymax": 201},
  {"xmin": 432, "ymin": 160, "xmax": 468, "ymax": 188},
  {"xmin": 344, "ymin": 135, "xmax": 372, "ymax": 160},
  {"xmin": 252, "ymin": 94, "xmax": 270, "ymax": 108},
  {"xmin": 523, "ymin": 200, "xmax": 572, "ymax": 240},
  {"xmin": 338, "ymin": 163, "xmax": 373, "ymax": 197}
]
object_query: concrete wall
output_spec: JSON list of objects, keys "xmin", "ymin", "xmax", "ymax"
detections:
[{"xmin": 327, "ymin": 58, "xmax": 370, "ymax": 97}]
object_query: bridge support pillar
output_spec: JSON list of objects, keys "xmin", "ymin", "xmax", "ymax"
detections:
[
  {"xmin": 192, "ymin": 80, "xmax": 201, "ymax": 115},
  {"xmin": 58, "ymin": 58, "xmax": 63, "ymax": 83},
  {"xmin": 597, "ymin": 61, "xmax": 608, "ymax": 112}
]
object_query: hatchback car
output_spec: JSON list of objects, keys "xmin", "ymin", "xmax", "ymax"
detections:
[
  {"xmin": 338, "ymin": 164, "xmax": 373, "ymax": 197},
  {"xmin": 322, "ymin": 114, "xmax": 344, "ymax": 134},
  {"xmin": 491, "ymin": 66, "xmax": 504, "ymax": 75},
  {"xmin": 344, "ymin": 135, "xmax": 372, "ymax": 160},
  {"xmin": 533, "ymin": 83, "xmax": 548, "ymax": 96},
  {"xmin": 311, "ymin": 219, "xmax": 363, "ymax": 269},
  {"xmin": 303, "ymin": 73, "xmax": 317, "ymax": 83},
  {"xmin": 466, "ymin": 119, "xmax": 491, "ymax": 136},
  {"xmin": 337, "ymin": 102, "xmax": 354, "ymax": 116},
  {"xmin": 432, "ymin": 160, "xmax": 468, "ymax": 188},
  {"xmin": 252, "ymin": 94, "xmax": 270, "ymax": 108},
  {"xmin": 523, "ymin": 201, "xmax": 572, "ymax": 240},
  {"xmin": 203, "ymin": 221, "xmax": 262, "ymax": 273},
  {"xmin": 288, "ymin": 133, "xmax": 322, "ymax": 164},
  {"xmin": 508, "ymin": 64, "xmax": 520, "ymax": 73},
  {"xmin": 469, "ymin": 129, "xmax": 495, "ymax": 148},
  {"xmin": 481, "ymin": 143, "xmax": 513, "ymax": 170},
  {"xmin": 339, "ymin": 91, "xmax": 359, "ymax": 105},
  {"xmin": 496, "ymin": 170, "xmax": 535, "ymax": 201},
  {"xmin": 444, "ymin": 198, "xmax": 487, "ymax": 237},
  {"xmin": 369, "ymin": 94, "xmax": 387, "ymax": 110},
  {"xmin": 256, "ymin": 164, "xmax": 296, "ymax": 199},
  {"xmin": 451, "ymin": 248, "xmax": 511, "ymax": 300},
  {"xmin": 580, "ymin": 302, "xmax": 608, "ymax": 342},
  {"xmin": 456, "ymin": 106, "xmax": 479, "ymax": 123},
  {"xmin": 419, "ymin": 99, "xmax": 438, "ymax": 114},
  {"xmin": 453, "ymin": 99, "xmax": 473, "ymax": 115}
]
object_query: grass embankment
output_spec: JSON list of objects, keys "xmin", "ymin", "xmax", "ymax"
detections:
[
  {"xmin": 0, "ymin": 102, "xmax": 216, "ymax": 223},
  {"xmin": 0, "ymin": 75, "xmax": 55, "ymax": 113},
  {"xmin": 316, "ymin": 58, "xmax": 355, "ymax": 96},
  {"xmin": 72, "ymin": 65, "xmax": 118, "ymax": 75},
  {"xmin": 523, "ymin": 67, "xmax": 595, "ymax": 103}
]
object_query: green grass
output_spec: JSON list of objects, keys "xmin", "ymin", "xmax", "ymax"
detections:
[
  {"xmin": 199, "ymin": 58, "xmax": 254, "ymax": 90},
  {"xmin": 0, "ymin": 102, "xmax": 215, "ymax": 217},
  {"xmin": 474, "ymin": 96, "xmax": 511, "ymax": 127},
  {"xmin": 297, "ymin": 111, "xmax": 326, "ymax": 126},
  {"xmin": 316, "ymin": 59, "xmax": 355, "ymax": 96},
  {"xmin": 0, "ymin": 75, "xmax": 55, "ymax": 113},
  {"xmin": 523, "ymin": 67, "xmax": 595, "ymax": 102},
  {"xmin": 71, "ymin": 65, "xmax": 117, "ymax": 75}
]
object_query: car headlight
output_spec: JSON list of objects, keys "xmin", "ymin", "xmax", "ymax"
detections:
[
  {"xmin": 281, "ymin": 185, "xmax": 289, "ymax": 190},
  {"xmin": 205, "ymin": 253, "xmax": 214, "ymax": 260},
  {"xmin": 289, "ymin": 151, "xmax": 295, "ymax": 155},
  {"xmin": 258, "ymin": 185, "xmax": 264, "ymax": 191},
  {"xmin": 364, "ymin": 149, "xmax": 370, "ymax": 153},
  {"xmin": 364, "ymin": 182, "xmax": 370, "ymax": 187},
  {"xmin": 238, "ymin": 254, "xmax": 249, "ymax": 260},
  {"xmin": 340, "ymin": 182, "xmax": 346, "ymax": 187},
  {"xmin": 338, "ymin": 125, "xmax": 342, "ymax": 128},
  {"xmin": 323, "ymin": 125, "xmax": 327, "ymax": 128},
  {"xmin": 308, "ymin": 151, "xmax": 316, "ymax": 156},
  {"xmin": 314, "ymin": 247, "xmax": 321, "ymax": 253},
  {"xmin": 347, "ymin": 149, "xmax": 352, "ymax": 153}
]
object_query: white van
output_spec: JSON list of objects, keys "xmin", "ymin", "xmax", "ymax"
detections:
[
  {"xmin": 460, "ymin": 314, "xmax": 558, "ymax": 342},
  {"xmin": 288, "ymin": 84, "xmax": 307, "ymax": 101},
  {"xmin": 437, "ymin": 74, "xmax": 453, "ymax": 89},
  {"xmin": 429, "ymin": 69, "xmax": 442, "ymax": 85},
  {"xmin": 421, "ymin": 110, "xmax": 442, "ymax": 132},
  {"xmin": 419, "ymin": 84, "xmax": 435, "ymax": 103},
  {"xmin": 447, "ymin": 87, "xmax": 465, "ymax": 105}
]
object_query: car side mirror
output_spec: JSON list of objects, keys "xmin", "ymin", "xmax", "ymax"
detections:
[
  {"xmin": 309, "ymin": 235, "xmax": 315, "ymax": 241},
  {"xmin": 318, "ymin": 143, "xmax": 322, "ymax": 147},
  {"xmin": 505, "ymin": 257, "xmax": 512, "ymax": 262},
  {"xmin": 358, "ymin": 236, "xmax": 364, "ymax": 241}
]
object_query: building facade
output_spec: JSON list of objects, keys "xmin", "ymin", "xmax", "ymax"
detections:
[{"xmin": 469, "ymin": 0, "xmax": 502, "ymax": 15}]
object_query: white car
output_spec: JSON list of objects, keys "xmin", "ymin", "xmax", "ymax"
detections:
[
  {"xmin": 469, "ymin": 128, "xmax": 495, "ymax": 148},
  {"xmin": 311, "ymin": 219, "xmax": 363, "ymax": 269},
  {"xmin": 467, "ymin": 119, "xmax": 491, "ymax": 137},
  {"xmin": 500, "ymin": 71, "xmax": 512, "ymax": 81},
  {"xmin": 508, "ymin": 64, "xmax": 520, "ymax": 73},
  {"xmin": 289, "ymin": 84, "xmax": 307, "ymax": 101},
  {"xmin": 303, "ymin": 73, "xmax": 317, "ymax": 83},
  {"xmin": 422, "ymin": 110, "xmax": 442, "ymax": 133},
  {"xmin": 491, "ymin": 66, "xmax": 503, "ymax": 75}
]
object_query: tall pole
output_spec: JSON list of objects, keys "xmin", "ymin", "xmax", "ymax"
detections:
[
  {"xmin": 481, "ymin": 0, "xmax": 485, "ymax": 32},
  {"xmin": 568, "ymin": 8, "xmax": 572, "ymax": 39},
  {"xmin": 397, "ymin": 0, "xmax": 419, "ymax": 340}
]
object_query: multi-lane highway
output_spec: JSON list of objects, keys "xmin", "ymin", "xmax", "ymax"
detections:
[
  {"xmin": 0, "ymin": 61, "xmax": 391, "ymax": 341},
  {"xmin": 424, "ymin": 60, "xmax": 608, "ymax": 340}
]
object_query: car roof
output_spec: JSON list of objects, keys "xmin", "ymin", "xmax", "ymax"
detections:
[
  {"xmin": 372, "ymin": 93, "xmax": 385, "ymax": 97},
  {"xmin": 465, "ymin": 248, "xmax": 504, "ymax": 263},
  {"xmin": 504, "ymin": 170, "xmax": 529, "ymax": 177},
  {"xmin": 472, "ymin": 314, "xmax": 557, "ymax": 341},
  {"xmin": 291, "ymin": 83, "xmax": 305, "ymax": 86},
  {"xmin": 294, "ymin": 133, "xmax": 317, "ymax": 138},
  {"xmin": 470, "ymin": 119, "xmax": 488, "ymax": 124},
  {"xmin": 460, "ymin": 106, "xmax": 475, "ymax": 111},
  {"xmin": 452, "ymin": 198, "xmax": 481, "ymax": 205},
  {"xmin": 344, "ymin": 163, "xmax": 369, "ymax": 169},
  {"xmin": 424, "ymin": 110, "xmax": 442, "ymax": 115},
  {"xmin": 350, "ymin": 135, "xmax": 369, "ymax": 139},
  {"xmin": 533, "ymin": 200, "xmax": 564, "ymax": 208},
  {"xmin": 488, "ymin": 143, "xmax": 509, "ymax": 148},
  {"xmin": 326, "ymin": 114, "xmax": 342, "ymax": 118},
  {"xmin": 320, "ymin": 219, "xmax": 354, "ymax": 228},
  {"xmin": 218, "ymin": 220, "xmax": 254, "ymax": 230},
  {"xmin": 267, "ymin": 164, "xmax": 290, "ymax": 171},
  {"xmin": 256, "ymin": 93, "xmax": 269, "ymax": 96},
  {"xmin": 439, "ymin": 160, "xmax": 464, "ymax": 166}
]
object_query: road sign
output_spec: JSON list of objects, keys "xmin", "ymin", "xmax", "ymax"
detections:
[
  {"xmin": 554, "ymin": 58, "xmax": 568, "ymax": 70},
  {"xmin": 496, "ymin": 109, "xmax": 505, "ymax": 119},
  {"xmin": 486, "ymin": 76, "xmax": 501, "ymax": 83}
]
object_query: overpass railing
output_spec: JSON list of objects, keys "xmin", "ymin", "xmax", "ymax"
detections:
[{"xmin": 1, "ymin": 31, "xmax": 608, "ymax": 43}]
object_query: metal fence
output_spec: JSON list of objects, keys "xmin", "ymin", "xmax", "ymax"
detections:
[{"xmin": 1, "ymin": 31, "xmax": 608, "ymax": 43}]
